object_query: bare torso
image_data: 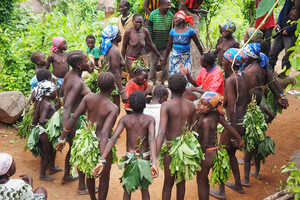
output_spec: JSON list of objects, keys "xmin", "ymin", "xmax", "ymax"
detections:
[
  {"xmin": 196, "ymin": 112, "xmax": 219, "ymax": 148},
  {"xmin": 217, "ymin": 37, "xmax": 239, "ymax": 65},
  {"xmin": 48, "ymin": 53, "xmax": 69, "ymax": 78},
  {"xmin": 125, "ymin": 28, "xmax": 147, "ymax": 58}
]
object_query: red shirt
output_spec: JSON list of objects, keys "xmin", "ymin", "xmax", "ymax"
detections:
[
  {"xmin": 125, "ymin": 80, "xmax": 148, "ymax": 108},
  {"xmin": 195, "ymin": 65, "xmax": 224, "ymax": 95},
  {"xmin": 255, "ymin": 12, "xmax": 276, "ymax": 30}
]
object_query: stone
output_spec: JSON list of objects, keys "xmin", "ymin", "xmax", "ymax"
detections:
[
  {"xmin": 0, "ymin": 91, "xmax": 26, "ymax": 124},
  {"xmin": 290, "ymin": 149, "xmax": 300, "ymax": 169}
]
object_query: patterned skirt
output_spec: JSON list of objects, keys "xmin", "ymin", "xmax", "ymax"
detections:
[{"xmin": 169, "ymin": 50, "xmax": 192, "ymax": 86}]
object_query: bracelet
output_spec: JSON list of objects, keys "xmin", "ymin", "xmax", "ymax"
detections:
[
  {"xmin": 280, "ymin": 91, "xmax": 286, "ymax": 98},
  {"xmin": 57, "ymin": 137, "xmax": 66, "ymax": 143},
  {"xmin": 98, "ymin": 158, "xmax": 106, "ymax": 164}
]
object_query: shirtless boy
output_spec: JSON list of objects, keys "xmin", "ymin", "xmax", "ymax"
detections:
[
  {"xmin": 30, "ymin": 51, "xmax": 48, "ymax": 90},
  {"xmin": 62, "ymin": 72, "xmax": 119, "ymax": 200},
  {"xmin": 94, "ymin": 91, "xmax": 158, "ymax": 200},
  {"xmin": 56, "ymin": 50, "xmax": 94, "ymax": 194},
  {"xmin": 122, "ymin": 14, "xmax": 162, "ymax": 78},
  {"xmin": 156, "ymin": 74, "xmax": 196, "ymax": 200},
  {"xmin": 47, "ymin": 36, "xmax": 69, "ymax": 87}
]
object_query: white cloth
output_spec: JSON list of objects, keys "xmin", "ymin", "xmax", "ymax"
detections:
[
  {"xmin": 0, "ymin": 153, "xmax": 13, "ymax": 176},
  {"xmin": 143, "ymin": 104, "xmax": 161, "ymax": 138},
  {"xmin": 0, "ymin": 179, "xmax": 35, "ymax": 200}
]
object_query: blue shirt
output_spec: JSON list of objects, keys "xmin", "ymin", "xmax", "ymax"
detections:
[{"xmin": 170, "ymin": 28, "xmax": 195, "ymax": 53}]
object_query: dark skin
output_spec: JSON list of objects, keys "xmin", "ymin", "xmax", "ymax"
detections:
[
  {"xmin": 94, "ymin": 111, "xmax": 158, "ymax": 200},
  {"xmin": 63, "ymin": 83, "xmax": 119, "ymax": 200},
  {"xmin": 32, "ymin": 90, "xmax": 61, "ymax": 181},
  {"xmin": 56, "ymin": 54, "xmax": 94, "ymax": 192},
  {"xmin": 33, "ymin": 53, "xmax": 47, "ymax": 74},
  {"xmin": 120, "ymin": 1, "xmax": 130, "ymax": 17},
  {"xmin": 163, "ymin": 16, "xmax": 204, "ymax": 67},
  {"xmin": 156, "ymin": 91, "xmax": 196, "ymax": 200},
  {"xmin": 105, "ymin": 31, "xmax": 128, "ymax": 107},
  {"xmin": 86, "ymin": 38, "xmax": 99, "ymax": 67},
  {"xmin": 47, "ymin": 40, "xmax": 69, "ymax": 78},
  {"xmin": 122, "ymin": 16, "xmax": 162, "ymax": 78}
]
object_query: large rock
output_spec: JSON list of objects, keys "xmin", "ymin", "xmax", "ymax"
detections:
[
  {"xmin": 290, "ymin": 150, "xmax": 300, "ymax": 169},
  {"xmin": 0, "ymin": 91, "xmax": 26, "ymax": 124}
]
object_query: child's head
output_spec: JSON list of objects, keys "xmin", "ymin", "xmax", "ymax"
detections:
[
  {"xmin": 119, "ymin": 0, "xmax": 130, "ymax": 16},
  {"xmin": 244, "ymin": 27, "xmax": 263, "ymax": 44},
  {"xmin": 196, "ymin": 92, "xmax": 224, "ymax": 114},
  {"xmin": 221, "ymin": 22, "xmax": 236, "ymax": 38},
  {"xmin": 36, "ymin": 69, "xmax": 52, "ymax": 82},
  {"xmin": 0, "ymin": 153, "xmax": 16, "ymax": 178},
  {"xmin": 31, "ymin": 51, "xmax": 47, "ymax": 66},
  {"xmin": 168, "ymin": 74, "xmax": 187, "ymax": 95},
  {"xmin": 153, "ymin": 85, "xmax": 169, "ymax": 104},
  {"xmin": 86, "ymin": 35, "xmax": 96, "ymax": 50},
  {"xmin": 200, "ymin": 52, "xmax": 216, "ymax": 69},
  {"xmin": 97, "ymin": 72, "xmax": 115, "ymax": 93},
  {"xmin": 67, "ymin": 50, "xmax": 94, "ymax": 73},
  {"xmin": 129, "ymin": 91, "xmax": 146, "ymax": 113},
  {"xmin": 134, "ymin": 67, "xmax": 147, "ymax": 85},
  {"xmin": 51, "ymin": 36, "xmax": 67, "ymax": 53}
]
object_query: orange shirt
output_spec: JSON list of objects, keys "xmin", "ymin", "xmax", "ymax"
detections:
[
  {"xmin": 195, "ymin": 65, "xmax": 224, "ymax": 95},
  {"xmin": 125, "ymin": 80, "xmax": 148, "ymax": 108}
]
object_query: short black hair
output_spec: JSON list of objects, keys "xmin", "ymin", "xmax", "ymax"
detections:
[
  {"xmin": 97, "ymin": 72, "xmax": 115, "ymax": 92},
  {"xmin": 129, "ymin": 91, "xmax": 146, "ymax": 113},
  {"xmin": 203, "ymin": 52, "xmax": 216, "ymax": 66},
  {"xmin": 153, "ymin": 85, "xmax": 168, "ymax": 98},
  {"xmin": 30, "ymin": 51, "xmax": 44, "ymax": 64},
  {"xmin": 133, "ymin": 13, "xmax": 144, "ymax": 21},
  {"xmin": 134, "ymin": 67, "xmax": 146, "ymax": 76},
  {"xmin": 36, "ymin": 69, "xmax": 52, "ymax": 82},
  {"xmin": 67, "ymin": 50, "xmax": 85, "ymax": 69},
  {"xmin": 86, "ymin": 35, "xmax": 96, "ymax": 42},
  {"xmin": 120, "ymin": 0, "xmax": 130, "ymax": 8},
  {"xmin": 168, "ymin": 74, "xmax": 187, "ymax": 94}
]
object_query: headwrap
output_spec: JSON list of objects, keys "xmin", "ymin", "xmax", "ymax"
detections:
[
  {"xmin": 199, "ymin": 92, "xmax": 224, "ymax": 114},
  {"xmin": 33, "ymin": 80, "xmax": 57, "ymax": 102},
  {"xmin": 101, "ymin": 25, "xmax": 119, "ymax": 55},
  {"xmin": 223, "ymin": 48, "xmax": 247, "ymax": 68},
  {"xmin": 245, "ymin": 27, "xmax": 263, "ymax": 43},
  {"xmin": 243, "ymin": 43, "xmax": 261, "ymax": 59},
  {"xmin": 0, "ymin": 153, "xmax": 13, "ymax": 176},
  {"xmin": 223, "ymin": 22, "xmax": 236, "ymax": 33},
  {"xmin": 259, "ymin": 52, "xmax": 270, "ymax": 70},
  {"xmin": 175, "ymin": 10, "xmax": 194, "ymax": 26},
  {"xmin": 50, "ymin": 36, "xmax": 66, "ymax": 53}
]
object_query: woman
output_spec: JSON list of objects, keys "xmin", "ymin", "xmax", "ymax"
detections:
[
  {"xmin": 0, "ymin": 153, "xmax": 48, "ymax": 200},
  {"xmin": 122, "ymin": 14, "xmax": 162, "ymax": 78},
  {"xmin": 163, "ymin": 10, "xmax": 203, "ymax": 81}
]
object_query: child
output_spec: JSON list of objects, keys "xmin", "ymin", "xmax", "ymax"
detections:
[
  {"xmin": 47, "ymin": 36, "xmax": 68, "ymax": 87},
  {"xmin": 86, "ymin": 35, "xmax": 101, "ymax": 67},
  {"xmin": 30, "ymin": 51, "xmax": 48, "ymax": 90},
  {"xmin": 94, "ymin": 91, "xmax": 158, "ymax": 200},
  {"xmin": 215, "ymin": 22, "xmax": 239, "ymax": 66},
  {"xmin": 156, "ymin": 74, "xmax": 196, "ymax": 200},
  {"xmin": 61, "ymin": 72, "xmax": 119, "ymax": 200},
  {"xmin": 55, "ymin": 50, "xmax": 94, "ymax": 194},
  {"xmin": 194, "ymin": 92, "xmax": 243, "ymax": 200},
  {"xmin": 29, "ymin": 69, "xmax": 61, "ymax": 181},
  {"xmin": 143, "ymin": 85, "xmax": 169, "ymax": 137}
]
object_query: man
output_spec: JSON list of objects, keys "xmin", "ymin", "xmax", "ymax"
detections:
[
  {"xmin": 147, "ymin": 0, "xmax": 173, "ymax": 85},
  {"xmin": 269, "ymin": 0, "xmax": 297, "ymax": 76}
]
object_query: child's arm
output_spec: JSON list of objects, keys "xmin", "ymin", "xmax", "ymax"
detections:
[
  {"xmin": 219, "ymin": 116, "xmax": 243, "ymax": 147},
  {"xmin": 148, "ymin": 118, "xmax": 158, "ymax": 177},
  {"xmin": 191, "ymin": 33, "xmax": 204, "ymax": 55},
  {"xmin": 46, "ymin": 54, "xmax": 53, "ymax": 69},
  {"xmin": 179, "ymin": 64, "xmax": 198, "ymax": 87},
  {"xmin": 162, "ymin": 35, "xmax": 173, "ymax": 67},
  {"xmin": 156, "ymin": 103, "xmax": 168, "ymax": 156},
  {"xmin": 145, "ymin": 29, "xmax": 161, "ymax": 59},
  {"xmin": 122, "ymin": 30, "xmax": 130, "ymax": 59}
]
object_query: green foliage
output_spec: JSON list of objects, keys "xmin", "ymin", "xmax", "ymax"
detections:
[
  {"xmin": 85, "ymin": 72, "xmax": 100, "ymax": 93},
  {"xmin": 210, "ymin": 146, "xmax": 231, "ymax": 185},
  {"xmin": 0, "ymin": 0, "xmax": 18, "ymax": 24},
  {"xmin": 27, "ymin": 126, "xmax": 44, "ymax": 157},
  {"xmin": 255, "ymin": 136, "xmax": 275, "ymax": 162},
  {"xmin": 241, "ymin": 0, "xmax": 256, "ymax": 26},
  {"xmin": 15, "ymin": 105, "xmax": 34, "ymax": 139},
  {"xmin": 46, "ymin": 109, "xmax": 63, "ymax": 148},
  {"xmin": 281, "ymin": 162, "xmax": 300, "ymax": 200},
  {"xmin": 260, "ymin": 87, "xmax": 283, "ymax": 121},
  {"xmin": 128, "ymin": 0, "xmax": 145, "ymax": 15}
]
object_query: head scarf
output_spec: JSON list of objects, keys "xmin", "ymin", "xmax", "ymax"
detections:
[
  {"xmin": 50, "ymin": 36, "xmax": 66, "ymax": 53},
  {"xmin": 243, "ymin": 43, "xmax": 261, "ymax": 59},
  {"xmin": 259, "ymin": 52, "xmax": 270, "ymax": 70},
  {"xmin": 223, "ymin": 48, "xmax": 247, "ymax": 68},
  {"xmin": 101, "ymin": 25, "xmax": 119, "ymax": 55},
  {"xmin": 223, "ymin": 22, "xmax": 236, "ymax": 33},
  {"xmin": 175, "ymin": 10, "xmax": 194, "ymax": 26},
  {"xmin": 245, "ymin": 27, "xmax": 263, "ymax": 43},
  {"xmin": 33, "ymin": 80, "xmax": 57, "ymax": 101},
  {"xmin": 200, "ymin": 92, "xmax": 224, "ymax": 114},
  {"xmin": 0, "ymin": 153, "xmax": 13, "ymax": 176}
]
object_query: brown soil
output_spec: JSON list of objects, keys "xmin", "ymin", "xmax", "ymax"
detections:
[{"xmin": 1, "ymin": 94, "xmax": 300, "ymax": 200}]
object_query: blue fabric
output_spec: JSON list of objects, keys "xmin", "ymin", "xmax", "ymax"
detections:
[
  {"xmin": 223, "ymin": 22, "xmax": 236, "ymax": 33},
  {"xmin": 243, "ymin": 43, "xmax": 261, "ymax": 59},
  {"xmin": 223, "ymin": 48, "xmax": 247, "ymax": 69},
  {"xmin": 259, "ymin": 53, "xmax": 270, "ymax": 70},
  {"xmin": 101, "ymin": 25, "xmax": 119, "ymax": 55},
  {"xmin": 30, "ymin": 75, "xmax": 38, "ymax": 90},
  {"xmin": 170, "ymin": 28, "xmax": 195, "ymax": 53},
  {"xmin": 56, "ymin": 78, "xmax": 64, "ymax": 87}
]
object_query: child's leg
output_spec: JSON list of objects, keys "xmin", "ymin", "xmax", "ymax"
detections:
[
  {"xmin": 123, "ymin": 190, "xmax": 131, "ymax": 200},
  {"xmin": 40, "ymin": 133, "xmax": 53, "ymax": 181},
  {"xmin": 49, "ymin": 147, "xmax": 62, "ymax": 175},
  {"xmin": 162, "ymin": 153, "xmax": 176, "ymax": 200},
  {"xmin": 87, "ymin": 178, "xmax": 97, "ymax": 200},
  {"xmin": 242, "ymin": 150, "xmax": 253, "ymax": 187},
  {"xmin": 176, "ymin": 180, "xmax": 186, "ymax": 200},
  {"xmin": 98, "ymin": 151, "xmax": 113, "ymax": 200},
  {"xmin": 141, "ymin": 189, "xmax": 150, "ymax": 200},
  {"xmin": 251, "ymin": 159, "xmax": 262, "ymax": 180}
]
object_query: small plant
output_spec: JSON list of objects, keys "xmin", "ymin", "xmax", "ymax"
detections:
[{"xmin": 281, "ymin": 162, "xmax": 300, "ymax": 200}]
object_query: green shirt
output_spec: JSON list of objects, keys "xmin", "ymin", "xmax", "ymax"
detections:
[
  {"xmin": 87, "ymin": 46, "xmax": 101, "ymax": 59},
  {"xmin": 148, "ymin": 9, "xmax": 173, "ymax": 51}
]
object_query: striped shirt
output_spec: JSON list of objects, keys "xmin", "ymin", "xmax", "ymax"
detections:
[
  {"xmin": 145, "ymin": 0, "xmax": 160, "ymax": 19},
  {"xmin": 148, "ymin": 9, "xmax": 173, "ymax": 51}
]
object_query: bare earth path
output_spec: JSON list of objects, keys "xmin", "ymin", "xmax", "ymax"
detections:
[{"xmin": 0, "ymin": 93, "xmax": 300, "ymax": 200}]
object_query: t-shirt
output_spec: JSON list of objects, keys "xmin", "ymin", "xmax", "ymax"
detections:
[
  {"xmin": 255, "ymin": 0, "xmax": 276, "ymax": 30},
  {"xmin": 143, "ymin": 104, "xmax": 161, "ymax": 137},
  {"xmin": 170, "ymin": 28, "xmax": 195, "ymax": 53},
  {"xmin": 195, "ymin": 65, "xmax": 225, "ymax": 95},
  {"xmin": 0, "ymin": 179, "xmax": 35, "ymax": 200},
  {"xmin": 148, "ymin": 9, "xmax": 173, "ymax": 50},
  {"xmin": 125, "ymin": 80, "xmax": 148, "ymax": 108},
  {"xmin": 87, "ymin": 46, "xmax": 101, "ymax": 59}
]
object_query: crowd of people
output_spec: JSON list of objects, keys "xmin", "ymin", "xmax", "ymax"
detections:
[{"xmin": 0, "ymin": 0, "xmax": 298, "ymax": 199}]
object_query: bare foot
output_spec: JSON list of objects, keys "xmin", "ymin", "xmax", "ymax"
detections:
[
  {"xmin": 61, "ymin": 174, "xmax": 79, "ymax": 184},
  {"xmin": 225, "ymin": 182, "xmax": 245, "ymax": 194},
  {"xmin": 250, "ymin": 172, "xmax": 262, "ymax": 180},
  {"xmin": 210, "ymin": 189, "xmax": 226, "ymax": 200},
  {"xmin": 49, "ymin": 166, "xmax": 62, "ymax": 175},
  {"xmin": 241, "ymin": 180, "xmax": 251, "ymax": 187},
  {"xmin": 40, "ymin": 175, "xmax": 54, "ymax": 182}
]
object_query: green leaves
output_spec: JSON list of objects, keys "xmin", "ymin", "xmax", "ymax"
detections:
[
  {"xmin": 254, "ymin": 136, "xmax": 275, "ymax": 162},
  {"xmin": 27, "ymin": 126, "xmax": 43, "ymax": 157},
  {"xmin": 15, "ymin": 105, "xmax": 34, "ymax": 139},
  {"xmin": 281, "ymin": 162, "xmax": 300, "ymax": 200},
  {"xmin": 210, "ymin": 146, "xmax": 231, "ymax": 185},
  {"xmin": 46, "ymin": 109, "xmax": 63, "ymax": 148}
]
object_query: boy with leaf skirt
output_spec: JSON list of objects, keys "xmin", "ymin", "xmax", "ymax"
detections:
[
  {"xmin": 193, "ymin": 92, "xmax": 243, "ymax": 200},
  {"xmin": 94, "ymin": 91, "xmax": 158, "ymax": 200},
  {"xmin": 156, "ymin": 74, "xmax": 197, "ymax": 200},
  {"xmin": 59, "ymin": 72, "xmax": 119, "ymax": 200},
  {"xmin": 28, "ymin": 69, "xmax": 62, "ymax": 182}
]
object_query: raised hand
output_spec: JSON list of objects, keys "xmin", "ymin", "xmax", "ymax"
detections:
[
  {"xmin": 93, "ymin": 163, "xmax": 104, "ymax": 178},
  {"xmin": 179, "ymin": 63, "xmax": 188, "ymax": 75}
]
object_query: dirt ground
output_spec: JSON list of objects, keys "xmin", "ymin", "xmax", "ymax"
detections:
[{"xmin": 0, "ymin": 92, "xmax": 300, "ymax": 200}]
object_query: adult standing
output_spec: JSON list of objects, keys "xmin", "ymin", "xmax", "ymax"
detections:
[
  {"xmin": 269, "ymin": 0, "xmax": 297, "ymax": 76},
  {"xmin": 148, "ymin": 0, "xmax": 173, "ymax": 85}
]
